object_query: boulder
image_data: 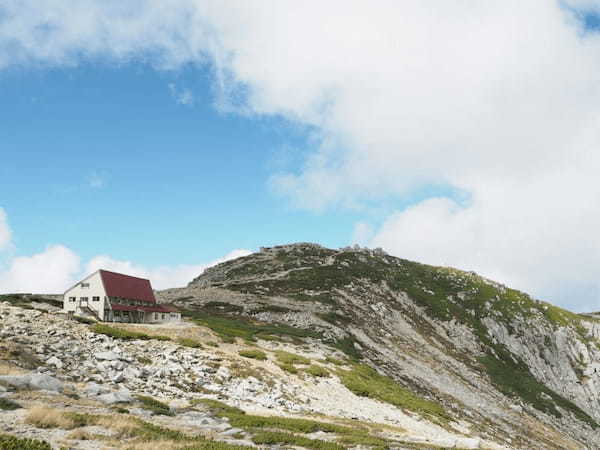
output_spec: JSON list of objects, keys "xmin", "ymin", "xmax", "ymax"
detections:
[
  {"xmin": 46, "ymin": 356, "xmax": 63, "ymax": 369},
  {"xmin": 84, "ymin": 382, "xmax": 110, "ymax": 396},
  {"xmin": 97, "ymin": 389, "xmax": 133, "ymax": 404},
  {"xmin": 95, "ymin": 351, "xmax": 119, "ymax": 361},
  {"xmin": 0, "ymin": 373, "xmax": 64, "ymax": 392}
]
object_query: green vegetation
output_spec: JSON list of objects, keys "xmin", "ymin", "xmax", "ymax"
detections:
[
  {"xmin": 252, "ymin": 431, "xmax": 344, "ymax": 450},
  {"xmin": 29, "ymin": 409, "xmax": 253, "ymax": 449},
  {"xmin": 337, "ymin": 364, "xmax": 447, "ymax": 421},
  {"xmin": 197, "ymin": 399, "xmax": 354, "ymax": 434},
  {"xmin": 330, "ymin": 336, "xmax": 362, "ymax": 360},
  {"xmin": 305, "ymin": 364, "xmax": 330, "ymax": 377},
  {"xmin": 0, "ymin": 294, "xmax": 62, "ymax": 310},
  {"xmin": 204, "ymin": 301, "xmax": 244, "ymax": 314},
  {"xmin": 136, "ymin": 395, "xmax": 174, "ymax": 416},
  {"xmin": 253, "ymin": 304, "xmax": 292, "ymax": 314},
  {"xmin": 184, "ymin": 311, "xmax": 321, "ymax": 343},
  {"xmin": 0, "ymin": 434, "xmax": 51, "ymax": 450},
  {"xmin": 274, "ymin": 350, "xmax": 311, "ymax": 365},
  {"xmin": 317, "ymin": 312, "xmax": 351, "ymax": 325},
  {"xmin": 278, "ymin": 363, "xmax": 299, "ymax": 374},
  {"xmin": 324, "ymin": 356, "xmax": 346, "ymax": 366},
  {"xmin": 177, "ymin": 337, "xmax": 203, "ymax": 348},
  {"xmin": 0, "ymin": 398, "xmax": 21, "ymax": 411},
  {"xmin": 91, "ymin": 324, "xmax": 170, "ymax": 341},
  {"xmin": 238, "ymin": 349, "xmax": 268, "ymax": 360},
  {"xmin": 73, "ymin": 316, "xmax": 96, "ymax": 325},
  {"xmin": 196, "ymin": 399, "xmax": 394, "ymax": 449}
]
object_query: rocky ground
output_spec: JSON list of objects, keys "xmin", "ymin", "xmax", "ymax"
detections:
[
  {"xmin": 3, "ymin": 242, "xmax": 600, "ymax": 449},
  {"xmin": 0, "ymin": 301, "xmax": 503, "ymax": 449}
]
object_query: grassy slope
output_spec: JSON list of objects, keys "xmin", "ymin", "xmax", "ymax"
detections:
[{"xmin": 188, "ymin": 246, "xmax": 598, "ymax": 428}]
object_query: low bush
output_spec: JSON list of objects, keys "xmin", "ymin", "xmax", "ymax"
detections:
[
  {"xmin": 305, "ymin": 365, "xmax": 330, "ymax": 377},
  {"xmin": 274, "ymin": 351, "xmax": 310, "ymax": 365},
  {"xmin": 0, "ymin": 398, "xmax": 21, "ymax": 410},
  {"xmin": 73, "ymin": 316, "xmax": 95, "ymax": 325},
  {"xmin": 91, "ymin": 324, "xmax": 170, "ymax": 341},
  {"xmin": 238, "ymin": 349, "xmax": 267, "ymax": 360},
  {"xmin": 278, "ymin": 363, "xmax": 298, "ymax": 374},
  {"xmin": 337, "ymin": 364, "xmax": 447, "ymax": 420},
  {"xmin": 136, "ymin": 395, "xmax": 174, "ymax": 416},
  {"xmin": 252, "ymin": 431, "xmax": 344, "ymax": 450},
  {"xmin": 0, "ymin": 433, "xmax": 51, "ymax": 450},
  {"xmin": 177, "ymin": 338, "xmax": 203, "ymax": 349}
]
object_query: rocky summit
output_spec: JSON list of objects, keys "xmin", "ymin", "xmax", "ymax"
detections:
[{"xmin": 2, "ymin": 243, "xmax": 600, "ymax": 449}]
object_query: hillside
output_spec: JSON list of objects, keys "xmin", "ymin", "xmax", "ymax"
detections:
[
  {"xmin": 0, "ymin": 243, "xmax": 599, "ymax": 448},
  {"xmin": 159, "ymin": 243, "xmax": 600, "ymax": 448}
]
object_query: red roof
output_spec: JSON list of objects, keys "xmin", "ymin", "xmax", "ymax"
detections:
[
  {"xmin": 100, "ymin": 270, "xmax": 157, "ymax": 304},
  {"xmin": 111, "ymin": 303, "xmax": 176, "ymax": 313}
]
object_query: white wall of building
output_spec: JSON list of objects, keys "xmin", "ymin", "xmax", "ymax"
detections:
[{"xmin": 63, "ymin": 271, "xmax": 107, "ymax": 320}]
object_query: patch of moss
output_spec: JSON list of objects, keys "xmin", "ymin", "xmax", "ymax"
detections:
[
  {"xmin": 274, "ymin": 351, "xmax": 311, "ymax": 365},
  {"xmin": 91, "ymin": 324, "xmax": 170, "ymax": 341},
  {"xmin": 0, "ymin": 433, "xmax": 51, "ymax": 450},
  {"xmin": 177, "ymin": 338, "xmax": 203, "ymax": 349},
  {"xmin": 184, "ymin": 311, "xmax": 321, "ymax": 343},
  {"xmin": 238, "ymin": 349, "xmax": 268, "ymax": 360},
  {"xmin": 305, "ymin": 364, "xmax": 330, "ymax": 377},
  {"xmin": 252, "ymin": 431, "xmax": 344, "ymax": 450},
  {"xmin": 0, "ymin": 398, "xmax": 21, "ymax": 411},
  {"xmin": 278, "ymin": 363, "xmax": 299, "ymax": 374},
  {"xmin": 136, "ymin": 395, "xmax": 174, "ymax": 416},
  {"xmin": 337, "ymin": 364, "xmax": 447, "ymax": 421}
]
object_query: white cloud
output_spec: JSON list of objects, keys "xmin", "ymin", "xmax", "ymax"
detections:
[
  {"xmin": 0, "ymin": 209, "xmax": 251, "ymax": 293},
  {"xmin": 3, "ymin": 2, "xmax": 600, "ymax": 308},
  {"xmin": 0, "ymin": 244, "xmax": 250, "ymax": 294},
  {"xmin": 168, "ymin": 83, "xmax": 194, "ymax": 106},
  {"xmin": 85, "ymin": 249, "xmax": 251, "ymax": 290},
  {"xmin": 0, "ymin": 245, "xmax": 81, "ymax": 294},
  {"xmin": 351, "ymin": 222, "xmax": 374, "ymax": 247},
  {"xmin": 0, "ymin": 208, "xmax": 11, "ymax": 250}
]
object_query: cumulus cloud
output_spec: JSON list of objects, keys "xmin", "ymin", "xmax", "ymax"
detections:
[
  {"xmin": 0, "ymin": 209, "xmax": 251, "ymax": 293},
  {"xmin": 0, "ymin": 244, "xmax": 250, "ymax": 294},
  {"xmin": 3, "ymin": 2, "xmax": 600, "ymax": 308},
  {"xmin": 85, "ymin": 249, "xmax": 251, "ymax": 289},
  {"xmin": 0, "ymin": 245, "xmax": 81, "ymax": 293}
]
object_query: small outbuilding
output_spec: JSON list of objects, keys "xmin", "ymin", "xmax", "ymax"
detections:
[{"xmin": 63, "ymin": 270, "xmax": 181, "ymax": 323}]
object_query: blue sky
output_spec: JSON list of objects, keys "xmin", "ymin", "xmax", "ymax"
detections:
[
  {"xmin": 1, "ymin": 64, "xmax": 369, "ymax": 266},
  {"xmin": 2, "ymin": 1, "xmax": 600, "ymax": 311}
]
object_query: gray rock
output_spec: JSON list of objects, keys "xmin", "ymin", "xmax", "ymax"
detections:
[
  {"xmin": 84, "ymin": 382, "xmax": 110, "ymax": 396},
  {"xmin": 46, "ymin": 356, "xmax": 63, "ymax": 369},
  {"xmin": 97, "ymin": 389, "xmax": 133, "ymax": 404},
  {"xmin": 95, "ymin": 351, "xmax": 119, "ymax": 361},
  {"xmin": 0, "ymin": 373, "xmax": 64, "ymax": 392}
]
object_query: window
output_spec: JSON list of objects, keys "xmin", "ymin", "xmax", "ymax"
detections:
[
  {"xmin": 81, "ymin": 282, "xmax": 90, "ymax": 288},
  {"xmin": 69, "ymin": 297, "xmax": 76, "ymax": 302},
  {"xmin": 80, "ymin": 297, "xmax": 88, "ymax": 302},
  {"xmin": 114, "ymin": 310, "xmax": 121, "ymax": 317},
  {"xmin": 154, "ymin": 313, "xmax": 158, "ymax": 320},
  {"xmin": 162, "ymin": 314, "xmax": 165, "ymax": 320},
  {"xmin": 92, "ymin": 296, "xmax": 100, "ymax": 302}
]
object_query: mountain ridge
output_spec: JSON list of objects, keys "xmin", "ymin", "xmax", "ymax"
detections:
[{"xmin": 158, "ymin": 242, "xmax": 600, "ymax": 447}]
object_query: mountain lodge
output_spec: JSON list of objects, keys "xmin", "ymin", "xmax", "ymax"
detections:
[{"xmin": 63, "ymin": 270, "xmax": 180, "ymax": 323}]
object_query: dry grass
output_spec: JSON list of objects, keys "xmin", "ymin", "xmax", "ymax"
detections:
[
  {"xmin": 95, "ymin": 415, "xmax": 141, "ymax": 438},
  {"xmin": 0, "ymin": 361, "xmax": 27, "ymax": 376},
  {"xmin": 125, "ymin": 440, "xmax": 188, "ymax": 450},
  {"xmin": 25, "ymin": 406, "xmax": 77, "ymax": 429},
  {"xmin": 65, "ymin": 429, "xmax": 94, "ymax": 440}
]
